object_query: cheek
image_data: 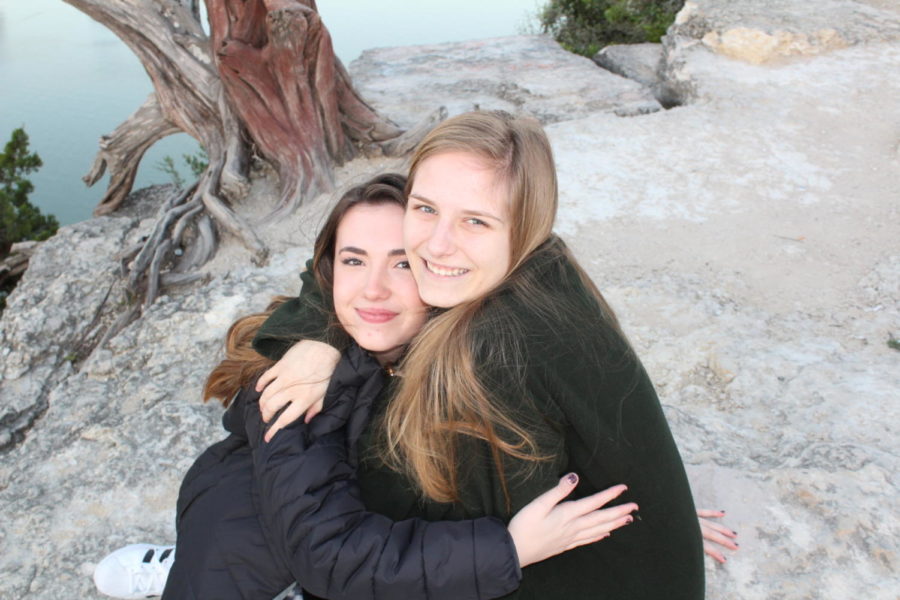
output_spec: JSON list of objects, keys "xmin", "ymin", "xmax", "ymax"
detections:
[
  {"xmin": 332, "ymin": 279, "xmax": 354, "ymax": 322},
  {"xmin": 396, "ymin": 277, "xmax": 426, "ymax": 313},
  {"xmin": 403, "ymin": 215, "xmax": 427, "ymax": 252}
]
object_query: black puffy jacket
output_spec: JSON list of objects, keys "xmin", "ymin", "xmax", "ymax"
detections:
[{"xmin": 162, "ymin": 343, "xmax": 521, "ymax": 600}]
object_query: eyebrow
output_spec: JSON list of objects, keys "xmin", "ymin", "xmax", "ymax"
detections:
[
  {"xmin": 408, "ymin": 193, "xmax": 505, "ymax": 223},
  {"xmin": 338, "ymin": 246, "xmax": 407, "ymax": 257}
]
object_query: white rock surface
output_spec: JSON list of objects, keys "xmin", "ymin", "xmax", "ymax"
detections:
[
  {"xmin": 592, "ymin": 43, "xmax": 664, "ymax": 91},
  {"xmin": 1, "ymin": 5, "xmax": 898, "ymax": 598},
  {"xmin": 348, "ymin": 35, "xmax": 662, "ymax": 128}
]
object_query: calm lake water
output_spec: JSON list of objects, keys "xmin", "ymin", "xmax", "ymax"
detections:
[{"xmin": 0, "ymin": 0, "xmax": 539, "ymax": 226}]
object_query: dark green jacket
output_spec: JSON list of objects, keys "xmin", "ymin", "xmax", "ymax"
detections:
[{"xmin": 254, "ymin": 238, "xmax": 704, "ymax": 599}]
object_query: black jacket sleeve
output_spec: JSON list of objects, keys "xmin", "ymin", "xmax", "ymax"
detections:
[{"xmin": 238, "ymin": 350, "xmax": 522, "ymax": 600}]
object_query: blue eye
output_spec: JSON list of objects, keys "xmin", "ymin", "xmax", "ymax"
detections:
[
  {"xmin": 396, "ymin": 260, "xmax": 411, "ymax": 269},
  {"xmin": 465, "ymin": 217, "xmax": 488, "ymax": 227},
  {"xmin": 415, "ymin": 204, "xmax": 437, "ymax": 214}
]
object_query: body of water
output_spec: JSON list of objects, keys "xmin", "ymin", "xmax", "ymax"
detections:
[{"xmin": 0, "ymin": 0, "xmax": 538, "ymax": 226}]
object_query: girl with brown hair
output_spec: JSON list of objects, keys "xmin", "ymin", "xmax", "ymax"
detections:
[{"xmin": 93, "ymin": 172, "xmax": 639, "ymax": 600}]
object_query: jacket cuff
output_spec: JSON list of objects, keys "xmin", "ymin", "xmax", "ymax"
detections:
[{"xmin": 474, "ymin": 517, "xmax": 522, "ymax": 598}]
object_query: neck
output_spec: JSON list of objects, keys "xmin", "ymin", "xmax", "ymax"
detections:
[{"xmin": 372, "ymin": 345, "xmax": 404, "ymax": 367}]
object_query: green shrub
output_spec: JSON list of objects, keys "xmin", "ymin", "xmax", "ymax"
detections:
[
  {"xmin": 538, "ymin": 0, "xmax": 684, "ymax": 56},
  {"xmin": 0, "ymin": 127, "xmax": 58, "ymax": 312},
  {"xmin": 0, "ymin": 127, "xmax": 58, "ymax": 256},
  {"xmin": 156, "ymin": 146, "xmax": 209, "ymax": 189}
]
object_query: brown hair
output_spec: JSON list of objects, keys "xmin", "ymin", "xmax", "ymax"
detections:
[
  {"xmin": 382, "ymin": 111, "xmax": 624, "ymax": 507},
  {"xmin": 202, "ymin": 173, "xmax": 408, "ymax": 405}
]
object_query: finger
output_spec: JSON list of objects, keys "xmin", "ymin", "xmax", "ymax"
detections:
[
  {"xmin": 566, "ymin": 513, "xmax": 635, "ymax": 549},
  {"xmin": 697, "ymin": 508, "xmax": 726, "ymax": 519},
  {"xmin": 564, "ymin": 484, "xmax": 630, "ymax": 516},
  {"xmin": 264, "ymin": 402, "xmax": 306, "ymax": 443},
  {"xmin": 260, "ymin": 384, "xmax": 314, "ymax": 423},
  {"xmin": 259, "ymin": 373, "xmax": 291, "ymax": 406},
  {"xmin": 256, "ymin": 364, "xmax": 280, "ymax": 392},
  {"xmin": 699, "ymin": 517, "xmax": 738, "ymax": 538},
  {"xmin": 577, "ymin": 503, "xmax": 638, "ymax": 531},
  {"xmin": 259, "ymin": 391, "xmax": 290, "ymax": 423},
  {"xmin": 703, "ymin": 541, "xmax": 727, "ymax": 564},
  {"xmin": 527, "ymin": 473, "xmax": 582, "ymax": 512},
  {"xmin": 700, "ymin": 524, "xmax": 739, "ymax": 550},
  {"xmin": 304, "ymin": 399, "xmax": 324, "ymax": 424}
]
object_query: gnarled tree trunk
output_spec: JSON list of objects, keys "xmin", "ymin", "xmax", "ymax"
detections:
[{"xmin": 62, "ymin": 0, "xmax": 411, "ymax": 333}]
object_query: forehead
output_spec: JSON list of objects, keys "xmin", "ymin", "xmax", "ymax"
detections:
[
  {"xmin": 336, "ymin": 202, "xmax": 405, "ymax": 245},
  {"xmin": 412, "ymin": 151, "xmax": 509, "ymax": 212}
]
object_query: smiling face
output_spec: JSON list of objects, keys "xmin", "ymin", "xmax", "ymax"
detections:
[
  {"xmin": 404, "ymin": 151, "xmax": 513, "ymax": 308},
  {"xmin": 332, "ymin": 203, "xmax": 428, "ymax": 365}
]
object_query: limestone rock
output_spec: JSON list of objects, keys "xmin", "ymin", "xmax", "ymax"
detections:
[
  {"xmin": 1, "ymin": 7, "xmax": 899, "ymax": 598},
  {"xmin": 0, "ymin": 216, "xmax": 136, "ymax": 451},
  {"xmin": 348, "ymin": 35, "xmax": 661, "ymax": 128},
  {"xmin": 672, "ymin": 0, "xmax": 900, "ymax": 63},
  {"xmin": 550, "ymin": 37, "xmax": 899, "ymax": 599},
  {"xmin": 658, "ymin": 0, "xmax": 900, "ymax": 105},
  {"xmin": 592, "ymin": 43, "xmax": 664, "ymax": 90}
]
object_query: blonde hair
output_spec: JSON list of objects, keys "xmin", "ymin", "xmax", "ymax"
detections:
[{"xmin": 383, "ymin": 111, "xmax": 624, "ymax": 508}]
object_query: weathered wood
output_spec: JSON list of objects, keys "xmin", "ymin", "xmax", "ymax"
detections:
[
  {"xmin": 208, "ymin": 0, "xmax": 403, "ymax": 214},
  {"xmin": 62, "ymin": 0, "xmax": 418, "ymax": 316},
  {"xmin": 84, "ymin": 95, "xmax": 181, "ymax": 215},
  {"xmin": 66, "ymin": 0, "xmax": 405, "ymax": 220}
]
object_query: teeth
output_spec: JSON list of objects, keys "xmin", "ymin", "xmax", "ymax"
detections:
[{"xmin": 426, "ymin": 261, "xmax": 468, "ymax": 277}]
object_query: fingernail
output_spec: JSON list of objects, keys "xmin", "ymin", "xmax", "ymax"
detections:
[
  {"xmin": 566, "ymin": 473, "xmax": 578, "ymax": 485},
  {"xmin": 734, "ymin": 543, "xmax": 740, "ymax": 547},
  {"xmin": 720, "ymin": 510, "xmax": 726, "ymax": 514},
  {"xmin": 625, "ymin": 517, "xmax": 633, "ymax": 524},
  {"xmin": 732, "ymin": 530, "xmax": 738, "ymax": 536}
]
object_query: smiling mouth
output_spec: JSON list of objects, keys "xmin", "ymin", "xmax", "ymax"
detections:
[
  {"xmin": 424, "ymin": 259, "xmax": 469, "ymax": 277},
  {"xmin": 356, "ymin": 309, "xmax": 398, "ymax": 323}
]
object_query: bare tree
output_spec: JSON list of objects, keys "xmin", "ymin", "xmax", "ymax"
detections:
[
  {"xmin": 59, "ymin": 0, "xmax": 454, "ymax": 344},
  {"xmin": 63, "ymin": 0, "xmax": 413, "ymax": 313}
]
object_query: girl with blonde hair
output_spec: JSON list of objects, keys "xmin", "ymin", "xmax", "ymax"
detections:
[{"xmin": 254, "ymin": 110, "xmax": 722, "ymax": 599}]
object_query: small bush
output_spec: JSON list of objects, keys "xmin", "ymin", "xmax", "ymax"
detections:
[
  {"xmin": 0, "ymin": 127, "xmax": 58, "ymax": 313},
  {"xmin": 0, "ymin": 127, "xmax": 58, "ymax": 256},
  {"xmin": 156, "ymin": 146, "xmax": 209, "ymax": 189},
  {"xmin": 538, "ymin": 0, "xmax": 684, "ymax": 56}
]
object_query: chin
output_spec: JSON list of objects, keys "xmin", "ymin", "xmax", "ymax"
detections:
[{"xmin": 419, "ymin": 290, "xmax": 459, "ymax": 308}]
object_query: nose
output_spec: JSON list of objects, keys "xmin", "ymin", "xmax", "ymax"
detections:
[
  {"xmin": 363, "ymin": 264, "xmax": 391, "ymax": 301},
  {"xmin": 426, "ymin": 217, "xmax": 455, "ymax": 258}
]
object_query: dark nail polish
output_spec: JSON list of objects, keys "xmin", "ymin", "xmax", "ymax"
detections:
[
  {"xmin": 566, "ymin": 473, "xmax": 578, "ymax": 485},
  {"xmin": 732, "ymin": 530, "xmax": 738, "ymax": 536},
  {"xmin": 625, "ymin": 517, "xmax": 633, "ymax": 524}
]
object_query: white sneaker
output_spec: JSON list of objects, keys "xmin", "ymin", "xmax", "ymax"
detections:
[{"xmin": 93, "ymin": 543, "xmax": 175, "ymax": 599}]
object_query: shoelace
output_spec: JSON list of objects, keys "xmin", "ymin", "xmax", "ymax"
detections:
[{"xmin": 126, "ymin": 548, "xmax": 174, "ymax": 595}]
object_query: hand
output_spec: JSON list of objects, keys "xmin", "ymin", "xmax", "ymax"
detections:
[
  {"xmin": 508, "ymin": 474, "xmax": 638, "ymax": 568},
  {"xmin": 255, "ymin": 340, "xmax": 341, "ymax": 442},
  {"xmin": 697, "ymin": 509, "xmax": 739, "ymax": 563}
]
